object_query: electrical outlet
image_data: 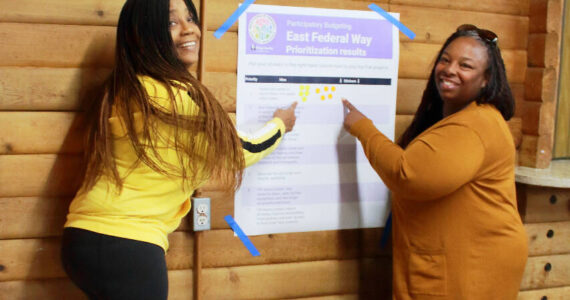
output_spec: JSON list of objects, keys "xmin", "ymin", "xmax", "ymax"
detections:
[{"xmin": 192, "ymin": 197, "xmax": 210, "ymax": 231}]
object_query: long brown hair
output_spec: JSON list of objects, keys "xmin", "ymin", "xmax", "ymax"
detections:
[
  {"xmin": 398, "ymin": 29, "xmax": 514, "ymax": 149},
  {"xmin": 82, "ymin": 0, "xmax": 244, "ymax": 192}
]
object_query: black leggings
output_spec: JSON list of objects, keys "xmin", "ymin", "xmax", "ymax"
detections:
[{"xmin": 61, "ymin": 227, "xmax": 168, "ymax": 300}]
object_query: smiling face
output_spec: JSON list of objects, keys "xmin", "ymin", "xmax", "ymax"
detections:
[
  {"xmin": 169, "ymin": 0, "xmax": 201, "ymax": 68},
  {"xmin": 435, "ymin": 36, "xmax": 489, "ymax": 116}
]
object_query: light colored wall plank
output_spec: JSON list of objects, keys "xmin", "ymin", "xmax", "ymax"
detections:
[
  {"xmin": 201, "ymin": 71, "xmax": 238, "ymax": 112},
  {"xmin": 0, "ymin": 232, "xmax": 192, "ymax": 281},
  {"xmin": 0, "ymin": 197, "xmax": 70, "ymax": 239},
  {"xmin": 0, "ymin": 23, "xmax": 199, "ymax": 72},
  {"xmin": 0, "ymin": 0, "xmax": 201, "ymax": 27},
  {"xmin": 0, "ymin": 23, "xmax": 115, "ymax": 68},
  {"xmin": 0, "ymin": 270, "xmax": 192, "ymax": 300},
  {"xmin": 525, "ymin": 222, "xmax": 570, "ymax": 256},
  {"xmin": 0, "ymin": 237, "xmax": 65, "ymax": 281},
  {"xmin": 0, "ymin": 67, "xmax": 110, "ymax": 111},
  {"xmin": 391, "ymin": 5, "xmax": 528, "ymax": 49},
  {"xmin": 200, "ymin": 259, "xmax": 391, "ymax": 299},
  {"xmin": 520, "ymin": 254, "xmax": 570, "ymax": 290},
  {"xmin": 0, "ymin": 278, "xmax": 88, "ymax": 300},
  {"xmin": 0, "ymin": 112, "xmax": 83, "ymax": 154},
  {"xmin": 201, "ymin": 228, "xmax": 388, "ymax": 268},
  {"xmin": 0, "ymin": 0, "xmax": 123, "ymax": 26},
  {"xmin": 389, "ymin": 0, "xmax": 529, "ymax": 16},
  {"xmin": 0, "ymin": 154, "xmax": 82, "ymax": 198}
]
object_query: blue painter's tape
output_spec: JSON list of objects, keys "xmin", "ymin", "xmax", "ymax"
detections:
[
  {"xmin": 368, "ymin": 3, "xmax": 415, "ymax": 40},
  {"xmin": 214, "ymin": 0, "xmax": 256, "ymax": 39},
  {"xmin": 380, "ymin": 212, "xmax": 392, "ymax": 248},
  {"xmin": 224, "ymin": 215, "xmax": 261, "ymax": 256}
]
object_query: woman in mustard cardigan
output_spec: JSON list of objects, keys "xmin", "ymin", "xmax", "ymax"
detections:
[
  {"xmin": 60, "ymin": 0, "xmax": 296, "ymax": 299},
  {"xmin": 343, "ymin": 25, "xmax": 527, "ymax": 299}
]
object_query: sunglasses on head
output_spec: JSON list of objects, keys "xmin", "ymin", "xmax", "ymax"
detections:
[{"xmin": 456, "ymin": 24, "xmax": 498, "ymax": 45}]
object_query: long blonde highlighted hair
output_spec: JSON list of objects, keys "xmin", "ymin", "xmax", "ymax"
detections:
[{"xmin": 82, "ymin": 0, "xmax": 244, "ymax": 192}]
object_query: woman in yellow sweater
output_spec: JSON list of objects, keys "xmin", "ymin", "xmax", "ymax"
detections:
[
  {"xmin": 343, "ymin": 25, "xmax": 527, "ymax": 299},
  {"xmin": 60, "ymin": 0, "xmax": 296, "ymax": 299}
]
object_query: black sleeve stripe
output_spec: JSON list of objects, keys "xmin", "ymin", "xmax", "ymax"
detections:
[{"xmin": 241, "ymin": 130, "xmax": 282, "ymax": 153}]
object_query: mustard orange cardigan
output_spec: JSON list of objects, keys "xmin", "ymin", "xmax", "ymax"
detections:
[{"xmin": 349, "ymin": 101, "xmax": 527, "ymax": 299}]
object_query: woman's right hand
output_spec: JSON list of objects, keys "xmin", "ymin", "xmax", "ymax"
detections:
[
  {"xmin": 342, "ymin": 98, "xmax": 367, "ymax": 132},
  {"xmin": 273, "ymin": 102, "xmax": 298, "ymax": 133}
]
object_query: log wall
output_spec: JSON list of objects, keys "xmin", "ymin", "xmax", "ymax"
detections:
[{"xmin": 1, "ymin": 0, "xmax": 567, "ymax": 299}]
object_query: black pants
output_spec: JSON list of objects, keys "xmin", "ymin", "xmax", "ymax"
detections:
[{"xmin": 61, "ymin": 227, "xmax": 168, "ymax": 300}]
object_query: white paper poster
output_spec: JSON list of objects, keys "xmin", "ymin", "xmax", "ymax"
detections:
[{"xmin": 235, "ymin": 4, "xmax": 399, "ymax": 235}]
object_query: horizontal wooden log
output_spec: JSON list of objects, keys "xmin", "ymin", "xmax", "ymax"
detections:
[
  {"xmin": 0, "ymin": 67, "xmax": 110, "ymax": 111},
  {"xmin": 0, "ymin": 269, "xmax": 192, "ymax": 300},
  {"xmin": 525, "ymin": 222, "xmax": 570, "ymax": 257},
  {"xmin": 0, "ymin": 23, "xmax": 115, "ymax": 68},
  {"xmin": 204, "ymin": 32, "xmax": 527, "ymax": 83},
  {"xmin": 390, "ymin": 0, "xmax": 529, "ymax": 16},
  {"xmin": 0, "ymin": 197, "xmax": 71, "ymax": 239},
  {"xmin": 517, "ymin": 286, "xmax": 570, "ymax": 300},
  {"xmin": 200, "ymin": 258, "xmax": 391, "ymax": 299},
  {"xmin": 0, "ymin": 0, "xmax": 123, "ymax": 26},
  {"xmin": 390, "ymin": 5, "xmax": 527, "ymax": 49},
  {"xmin": 0, "ymin": 232, "xmax": 192, "ymax": 281},
  {"xmin": 0, "ymin": 23, "xmax": 197, "ymax": 73},
  {"xmin": 0, "ymin": 0, "xmax": 201, "ymax": 26},
  {"xmin": 0, "ymin": 154, "xmax": 83, "ymax": 198},
  {"xmin": 0, "ymin": 237, "xmax": 65, "ymax": 281},
  {"xmin": 520, "ymin": 254, "xmax": 570, "ymax": 290},
  {"xmin": 0, "ymin": 196, "xmax": 193, "ymax": 239},
  {"xmin": 0, "ymin": 112, "xmax": 83, "ymax": 154},
  {"xmin": 201, "ymin": 228, "xmax": 389, "ymax": 268},
  {"xmin": 0, "ymin": 278, "xmax": 87, "ymax": 300}
]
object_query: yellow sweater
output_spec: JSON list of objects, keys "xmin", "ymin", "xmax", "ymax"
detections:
[
  {"xmin": 349, "ymin": 101, "xmax": 527, "ymax": 299},
  {"xmin": 65, "ymin": 76, "xmax": 285, "ymax": 251}
]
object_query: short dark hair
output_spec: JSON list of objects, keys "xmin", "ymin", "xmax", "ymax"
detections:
[{"xmin": 398, "ymin": 29, "xmax": 515, "ymax": 148}]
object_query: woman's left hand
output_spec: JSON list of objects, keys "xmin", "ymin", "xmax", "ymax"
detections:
[{"xmin": 342, "ymin": 98, "xmax": 367, "ymax": 131}]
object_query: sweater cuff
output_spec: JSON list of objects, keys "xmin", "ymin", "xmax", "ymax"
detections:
[{"xmin": 348, "ymin": 118, "xmax": 376, "ymax": 140}]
